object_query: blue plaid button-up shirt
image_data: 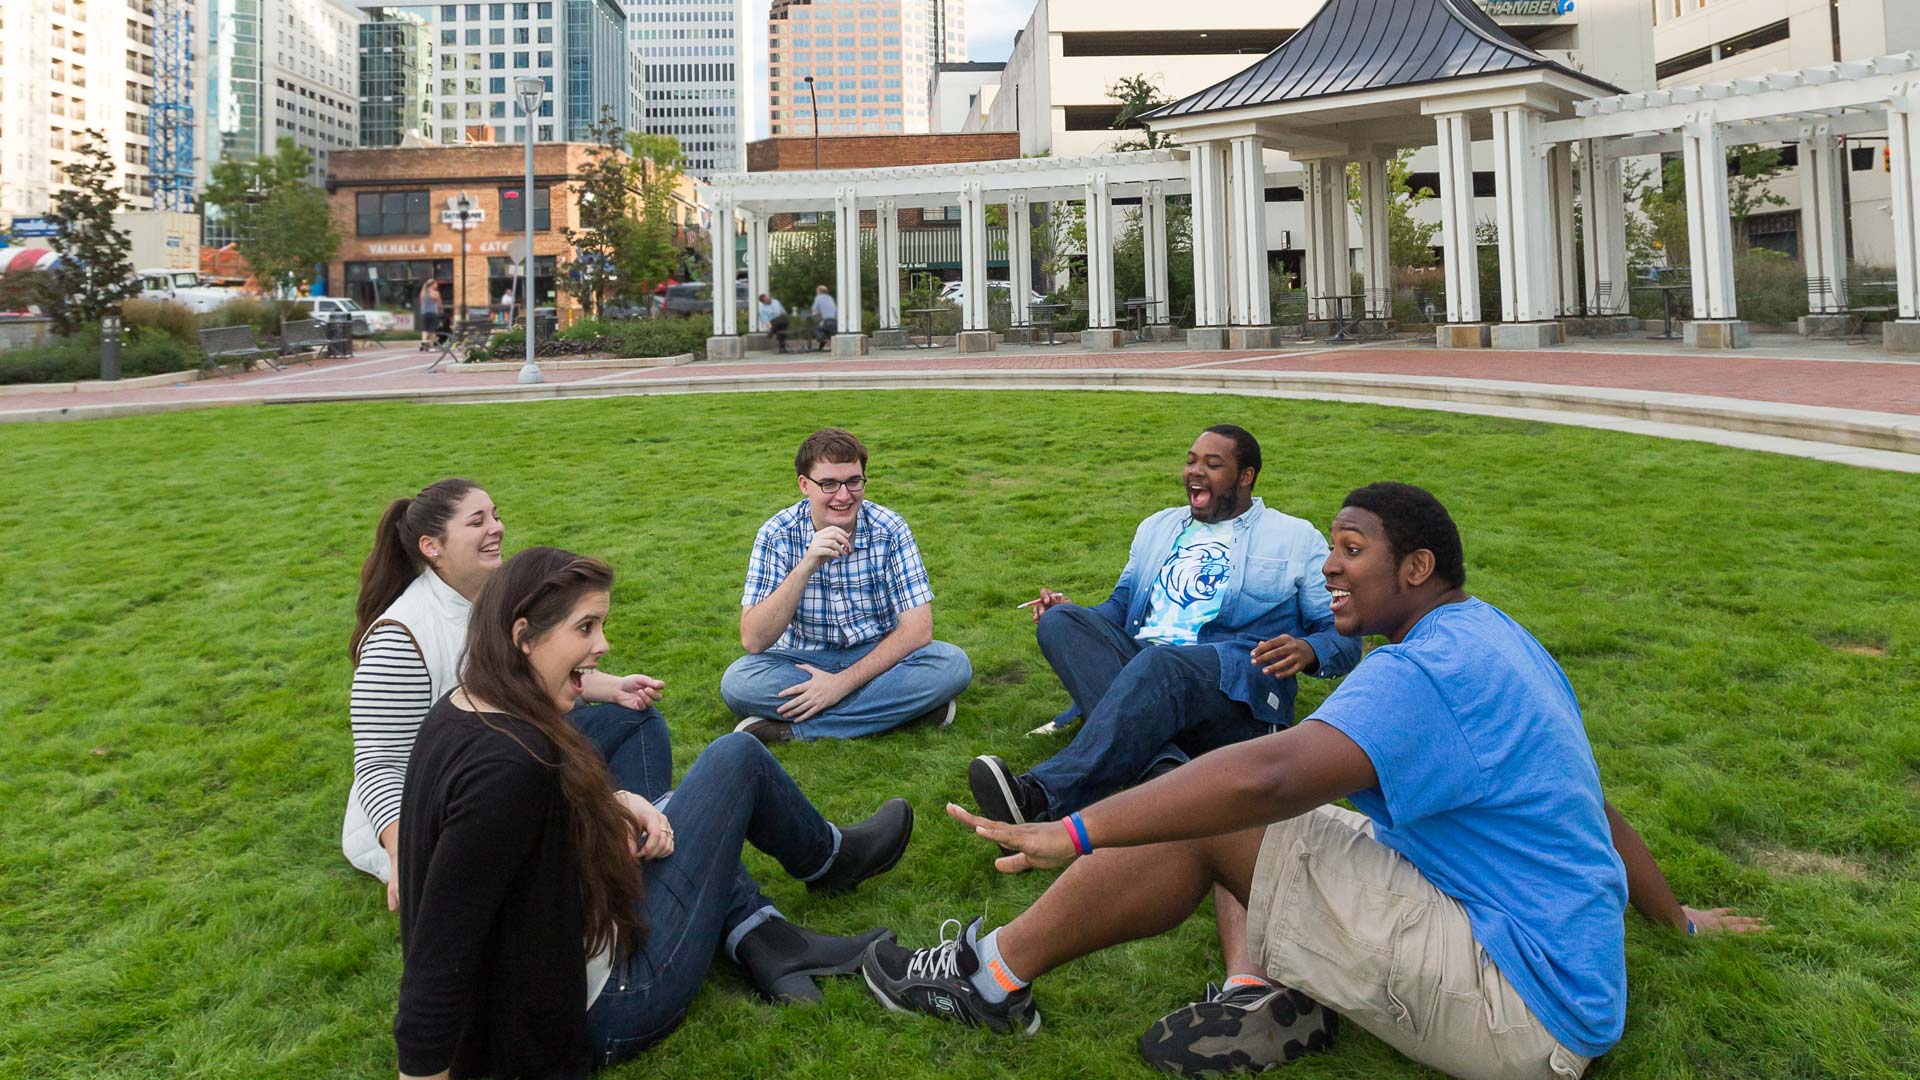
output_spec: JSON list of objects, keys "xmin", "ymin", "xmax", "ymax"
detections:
[{"xmin": 741, "ymin": 499, "xmax": 935, "ymax": 650}]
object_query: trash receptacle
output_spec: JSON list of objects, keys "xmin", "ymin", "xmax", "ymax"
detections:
[
  {"xmin": 533, "ymin": 307, "xmax": 557, "ymax": 345},
  {"xmin": 325, "ymin": 312, "xmax": 354, "ymax": 357}
]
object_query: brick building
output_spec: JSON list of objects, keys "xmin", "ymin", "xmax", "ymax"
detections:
[{"xmin": 325, "ymin": 142, "xmax": 702, "ymax": 321}]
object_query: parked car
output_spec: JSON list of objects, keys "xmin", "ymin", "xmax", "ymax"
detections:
[
  {"xmin": 657, "ymin": 280, "xmax": 752, "ymax": 318},
  {"xmin": 135, "ymin": 269, "xmax": 240, "ymax": 314},
  {"xmin": 937, "ymin": 280, "xmax": 1047, "ymax": 310},
  {"xmin": 292, "ymin": 296, "xmax": 395, "ymax": 336}
]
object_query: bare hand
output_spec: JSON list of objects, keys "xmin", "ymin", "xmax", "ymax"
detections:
[
  {"xmin": 615, "ymin": 790, "xmax": 675, "ymax": 860},
  {"xmin": 608, "ymin": 673, "xmax": 665, "ymax": 711},
  {"xmin": 1028, "ymin": 588, "xmax": 1069, "ymax": 624},
  {"xmin": 1251, "ymin": 634, "xmax": 1318, "ymax": 678},
  {"xmin": 804, "ymin": 526, "xmax": 853, "ymax": 565},
  {"xmin": 1683, "ymin": 905, "xmax": 1769, "ymax": 935},
  {"xmin": 382, "ymin": 832, "xmax": 401, "ymax": 913},
  {"xmin": 946, "ymin": 802, "xmax": 1079, "ymax": 873},
  {"xmin": 776, "ymin": 663, "xmax": 851, "ymax": 722}
]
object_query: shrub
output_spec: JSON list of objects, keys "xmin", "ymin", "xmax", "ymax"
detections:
[
  {"xmin": 120, "ymin": 329, "xmax": 199, "ymax": 376},
  {"xmin": 0, "ymin": 335, "xmax": 97, "ymax": 384},
  {"xmin": 1733, "ymin": 248, "xmax": 1810, "ymax": 326},
  {"xmin": 121, "ymin": 298, "xmax": 199, "ymax": 345},
  {"xmin": 204, "ymin": 297, "xmax": 299, "ymax": 339},
  {"xmin": 559, "ymin": 317, "xmax": 614, "ymax": 342},
  {"xmin": 608, "ymin": 317, "xmax": 707, "ymax": 360},
  {"xmin": 489, "ymin": 327, "xmax": 525, "ymax": 358}
]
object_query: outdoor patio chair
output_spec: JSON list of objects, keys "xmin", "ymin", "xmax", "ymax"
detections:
[{"xmin": 427, "ymin": 319, "xmax": 498, "ymax": 372}]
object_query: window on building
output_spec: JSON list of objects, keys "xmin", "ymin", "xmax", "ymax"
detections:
[
  {"xmin": 356, "ymin": 190, "xmax": 432, "ymax": 235},
  {"xmin": 498, "ymin": 185, "xmax": 551, "ymax": 231},
  {"xmin": 440, "ymin": 4, "xmax": 456, "ymax": 18}
]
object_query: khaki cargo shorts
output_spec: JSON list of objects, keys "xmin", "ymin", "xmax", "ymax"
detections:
[{"xmin": 1245, "ymin": 805, "xmax": 1593, "ymax": 1080}]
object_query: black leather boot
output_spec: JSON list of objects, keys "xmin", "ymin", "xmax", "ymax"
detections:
[
  {"xmin": 806, "ymin": 797, "xmax": 914, "ymax": 896},
  {"xmin": 734, "ymin": 918, "xmax": 895, "ymax": 1003}
]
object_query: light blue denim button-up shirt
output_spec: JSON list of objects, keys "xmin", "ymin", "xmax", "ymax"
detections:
[{"xmin": 1086, "ymin": 497, "xmax": 1359, "ymax": 727}]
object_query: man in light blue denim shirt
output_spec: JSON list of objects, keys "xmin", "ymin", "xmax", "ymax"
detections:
[{"xmin": 968, "ymin": 425, "xmax": 1360, "ymax": 828}]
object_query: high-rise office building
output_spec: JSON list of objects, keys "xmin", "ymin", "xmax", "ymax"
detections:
[
  {"xmin": 631, "ymin": 0, "xmax": 746, "ymax": 178},
  {"xmin": 358, "ymin": 5, "xmax": 435, "ymax": 147},
  {"xmin": 200, "ymin": 0, "xmax": 361, "ymax": 181},
  {"xmin": 767, "ymin": 0, "xmax": 963, "ymax": 140},
  {"xmin": 390, "ymin": 0, "xmax": 628, "ymax": 148},
  {"xmin": 0, "ymin": 0, "xmax": 187, "ymax": 218}
]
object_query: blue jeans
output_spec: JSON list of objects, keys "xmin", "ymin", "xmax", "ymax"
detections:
[
  {"xmin": 586, "ymin": 732, "xmax": 843, "ymax": 1068},
  {"xmin": 569, "ymin": 704, "xmax": 780, "ymax": 951},
  {"xmin": 720, "ymin": 639, "xmax": 972, "ymax": 740},
  {"xmin": 1030, "ymin": 604, "xmax": 1269, "ymax": 816}
]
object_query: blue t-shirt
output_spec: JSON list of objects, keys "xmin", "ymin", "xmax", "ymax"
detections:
[
  {"xmin": 1309, "ymin": 597, "xmax": 1626, "ymax": 1058},
  {"xmin": 1135, "ymin": 517, "xmax": 1235, "ymax": 646}
]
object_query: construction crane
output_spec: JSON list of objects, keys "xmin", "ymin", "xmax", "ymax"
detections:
[{"xmin": 150, "ymin": 0, "xmax": 196, "ymax": 212}]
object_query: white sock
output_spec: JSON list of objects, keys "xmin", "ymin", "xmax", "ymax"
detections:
[{"xmin": 967, "ymin": 926, "xmax": 1028, "ymax": 1004}]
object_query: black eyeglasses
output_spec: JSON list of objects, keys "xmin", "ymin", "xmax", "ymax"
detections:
[{"xmin": 806, "ymin": 475, "xmax": 868, "ymax": 494}]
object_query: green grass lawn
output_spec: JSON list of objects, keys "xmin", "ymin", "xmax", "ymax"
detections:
[{"xmin": 1, "ymin": 391, "xmax": 1916, "ymax": 1079}]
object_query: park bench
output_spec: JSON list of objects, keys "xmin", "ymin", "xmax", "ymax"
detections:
[
  {"xmin": 275, "ymin": 318, "xmax": 329, "ymax": 368},
  {"xmin": 196, "ymin": 324, "xmax": 278, "ymax": 377},
  {"xmin": 427, "ymin": 319, "xmax": 498, "ymax": 372}
]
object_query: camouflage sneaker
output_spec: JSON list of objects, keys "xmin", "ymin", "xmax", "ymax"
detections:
[{"xmin": 1138, "ymin": 980, "xmax": 1338, "ymax": 1076}]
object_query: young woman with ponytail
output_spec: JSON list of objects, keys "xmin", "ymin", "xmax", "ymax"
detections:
[
  {"xmin": 346, "ymin": 479, "xmax": 667, "ymax": 911},
  {"xmin": 394, "ymin": 548, "xmax": 913, "ymax": 1079}
]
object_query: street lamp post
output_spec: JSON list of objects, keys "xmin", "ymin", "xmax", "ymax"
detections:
[
  {"xmin": 514, "ymin": 75, "xmax": 547, "ymax": 385},
  {"xmin": 454, "ymin": 190, "xmax": 473, "ymax": 325},
  {"xmin": 804, "ymin": 75, "xmax": 820, "ymax": 170}
]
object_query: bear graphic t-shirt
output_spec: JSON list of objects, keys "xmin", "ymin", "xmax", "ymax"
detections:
[{"xmin": 1135, "ymin": 517, "xmax": 1236, "ymax": 646}]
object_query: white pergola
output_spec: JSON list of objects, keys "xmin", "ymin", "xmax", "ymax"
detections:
[
  {"xmin": 1540, "ymin": 51, "xmax": 1920, "ymax": 346},
  {"xmin": 705, "ymin": 0, "xmax": 1920, "ymax": 355},
  {"xmin": 704, "ymin": 150, "xmax": 1309, "ymax": 356}
]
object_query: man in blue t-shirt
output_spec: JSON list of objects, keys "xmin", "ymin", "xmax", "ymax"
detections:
[{"xmin": 862, "ymin": 483, "xmax": 1763, "ymax": 1078}]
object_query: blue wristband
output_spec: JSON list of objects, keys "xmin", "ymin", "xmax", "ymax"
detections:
[
  {"xmin": 1066, "ymin": 812, "xmax": 1093, "ymax": 855},
  {"xmin": 1685, "ymin": 918, "xmax": 1696, "ymax": 936}
]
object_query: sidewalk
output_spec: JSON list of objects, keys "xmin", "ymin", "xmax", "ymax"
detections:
[{"xmin": 5, "ymin": 334, "xmax": 1919, "ymax": 470}]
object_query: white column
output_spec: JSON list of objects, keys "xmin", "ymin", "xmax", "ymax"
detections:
[
  {"xmin": 1490, "ymin": 106, "xmax": 1557, "ymax": 323},
  {"xmin": 958, "ymin": 180, "xmax": 989, "ymax": 332},
  {"xmin": 1357, "ymin": 156, "xmax": 1392, "ymax": 318},
  {"xmin": 1798, "ymin": 126, "xmax": 1848, "ymax": 312},
  {"xmin": 1228, "ymin": 136, "xmax": 1272, "ymax": 327},
  {"xmin": 1681, "ymin": 116, "xmax": 1737, "ymax": 320},
  {"xmin": 1144, "ymin": 182, "xmax": 1170, "ymax": 325},
  {"xmin": 833, "ymin": 185, "xmax": 863, "ymax": 333},
  {"xmin": 1550, "ymin": 144, "xmax": 1580, "ymax": 317},
  {"xmin": 1578, "ymin": 141, "xmax": 1628, "ymax": 314},
  {"xmin": 1301, "ymin": 158, "xmax": 1349, "ymax": 320},
  {"xmin": 1189, "ymin": 140, "xmax": 1230, "ymax": 327},
  {"xmin": 1085, "ymin": 171, "xmax": 1117, "ymax": 328},
  {"xmin": 1006, "ymin": 194, "xmax": 1032, "ymax": 327},
  {"xmin": 744, "ymin": 211, "xmax": 768, "ymax": 330},
  {"xmin": 712, "ymin": 192, "xmax": 737, "ymax": 337},
  {"xmin": 1894, "ymin": 92, "xmax": 1920, "ymax": 320},
  {"xmin": 875, "ymin": 198, "xmax": 901, "ymax": 331},
  {"xmin": 1434, "ymin": 112, "xmax": 1481, "ymax": 324}
]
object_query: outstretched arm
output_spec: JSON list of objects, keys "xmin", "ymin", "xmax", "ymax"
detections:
[{"xmin": 1606, "ymin": 800, "xmax": 1768, "ymax": 935}]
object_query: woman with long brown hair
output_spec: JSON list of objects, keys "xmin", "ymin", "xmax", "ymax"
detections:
[{"xmin": 395, "ymin": 548, "xmax": 912, "ymax": 1078}]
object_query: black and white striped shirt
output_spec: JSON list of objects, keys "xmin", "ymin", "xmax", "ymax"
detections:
[{"xmin": 350, "ymin": 623, "xmax": 436, "ymax": 836}]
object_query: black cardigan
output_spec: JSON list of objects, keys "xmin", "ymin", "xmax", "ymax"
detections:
[{"xmin": 395, "ymin": 698, "xmax": 593, "ymax": 1079}]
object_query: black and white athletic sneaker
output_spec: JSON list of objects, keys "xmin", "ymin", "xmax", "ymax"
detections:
[
  {"xmin": 967, "ymin": 755, "xmax": 1051, "ymax": 825},
  {"xmin": 1138, "ymin": 980, "xmax": 1338, "ymax": 1076},
  {"xmin": 861, "ymin": 917, "xmax": 1042, "ymax": 1035}
]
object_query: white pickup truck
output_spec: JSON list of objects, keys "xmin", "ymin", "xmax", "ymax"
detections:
[{"xmin": 136, "ymin": 269, "xmax": 241, "ymax": 314}]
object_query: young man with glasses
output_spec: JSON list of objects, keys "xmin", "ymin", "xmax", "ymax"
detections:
[{"xmin": 721, "ymin": 428, "xmax": 972, "ymax": 744}]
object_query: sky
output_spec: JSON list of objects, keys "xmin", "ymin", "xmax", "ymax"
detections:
[{"xmin": 742, "ymin": 0, "xmax": 1033, "ymax": 141}]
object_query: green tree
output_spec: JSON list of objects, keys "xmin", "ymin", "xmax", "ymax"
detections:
[
  {"xmin": 45, "ymin": 132, "xmax": 138, "ymax": 334},
  {"xmin": 1346, "ymin": 151, "xmax": 1440, "ymax": 268},
  {"xmin": 619, "ymin": 131, "xmax": 688, "ymax": 300},
  {"xmin": 559, "ymin": 111, "xmax": 634, "ymax": 316},
  {"xmin": 204, "ymin": 138, "xmax": 340, "ymax": 294},
  {"xmin": 1631, "ymin": 145, "xmax": 1790, "ymax": 266},
  {"xmin": 1107, "ymin": 74, "xmax": 1174, "ymax": 152}
]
